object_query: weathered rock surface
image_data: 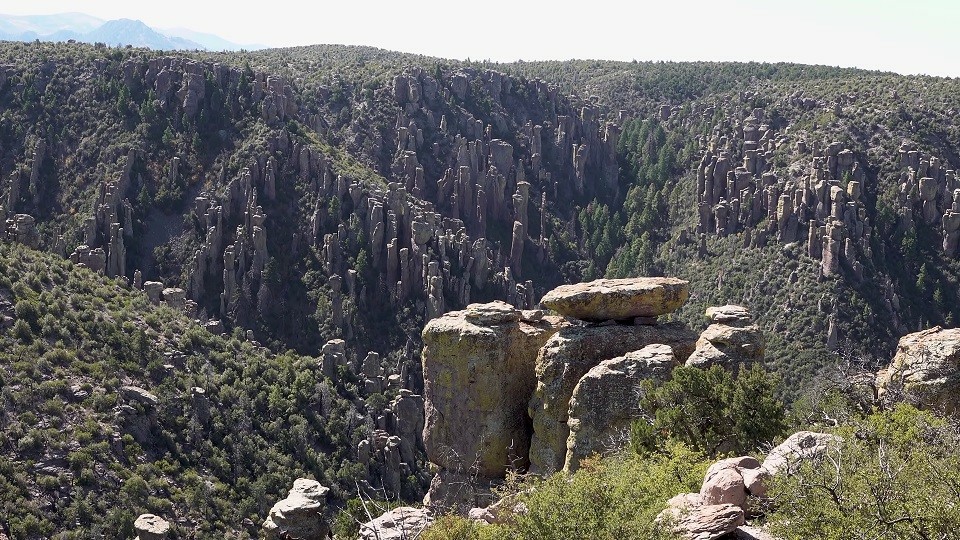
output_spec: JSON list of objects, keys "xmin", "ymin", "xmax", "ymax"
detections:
[
  {"xmin": 564, "ymin": 344, "xmax": 678, "ymax": 472},
  {"xmin": 421, "ymin": 301, "xmax": 562, "ymax": 504},
  {"xmin": 134, "ymin": 514, "xmax": 170, "ymax": 540},
  {"xmin": 699, "ymin": 456, "xmax": 767, "ymax": 507},
  {"xmin": 262, "ymin": 478, "xmax": 330, "ymax": 540},
  {"xmin": 540, "ymin": 277, "xmax": 690, "ymax": 320},
  {"xmin": 359, "ymin": 507, "xmax": 433, "ymax": 540},
  {"xmin": 685, "ymin": 323, "xmax": 765, "ymax": 372},
  {"xmin": 762, "ymin": 431, "xmax": 841, "ymax": 476},
  {"xmin": 659, "ymin": 495, "xmax": 745, "ymax": 540},
  {"xmin": 876, "ymin": 326, "xmax": 960, "ymax": 414},
  {"xmin": 705, "ymin": 305, "xmax": 753, "ymax": 326},
  {"xmin": 528, "ymin": 322, "xmax": 697, "ymax": 474}
]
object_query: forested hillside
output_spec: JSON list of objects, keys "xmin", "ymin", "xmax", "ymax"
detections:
[{"xmin": 1, "ymin": 39, "xmax": 959, "ymax": 537}]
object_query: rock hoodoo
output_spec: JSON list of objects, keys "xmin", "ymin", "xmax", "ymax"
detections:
[
  {"xmin": 421, "ymin": 301, "xmax": 562, "ymax": 509},
  {"xmin": 686, "ymin": 305, "xmax": 765, "ymax": 372},
  {"xmin": 262, "ymin": 478, "xmax": 330, "ymax": 540},
  {"xmin": 528, "ymin": 278, "xmax": 697, "ymax": 475}
]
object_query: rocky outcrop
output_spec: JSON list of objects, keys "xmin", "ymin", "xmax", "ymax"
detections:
[
  {"xmin": 421, "ymin": 301, "xmax": 562, "ymax": 509},
  {"xmin": 528, "ymin": 322, "xmax": 697, "ymax": 475},
  {"xmin": 762, "ymin": 431, "xmax": 842, "ymax": 476},
  {"xmin": 262, "ymin": 478, "xmax": 330, "ymax": 540},
  {"xmin": 876, "ymin": 327, "xmax": 960, "ymax": 414},
  {"xmin": 540, "ymin": 277, "xmax": 689, "ymax": 321},
  {"xmin": 359, "ymin": 506, "xmax": 433, "ymax": 540},
  {"xmin": 564, "ymin": 344, "xmax": 678, "ymax": 472},
  {"xmin": 685, "ymin": 305, "xmax": 764, "ymax": 372},
  {"xmin": 133, "ymin": 514, "xmax": 170, "ymax": 540}
]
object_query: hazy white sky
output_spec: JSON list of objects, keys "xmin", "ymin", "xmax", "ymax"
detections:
[{"xmin": 3, "ymin": 0, "xmax": 959, "ymax": 76}]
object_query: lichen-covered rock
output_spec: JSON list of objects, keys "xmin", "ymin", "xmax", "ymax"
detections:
[
  {"xmin": 134, "ymin": 514, "xmax": 169, "ymax": 540},
  {"xmin": 528, "ymin": 323, "xmax": 697, "ymax": 475},
  {"xmin": 422, "ymin": 301, "xmax": 562, "ymax": 478},
  {"xmin": 685, "ymin": 323, "xmax": 765, "ymax": 372},
  {"xmin": 762, "ymin": 431, "xmax": 841, "ymax": 476},
  {"xmin": 564, "ymin": 344, "xmax": 678, "ymax": 472},
  {"xmin": 540, "ymin": 277, "xmax": 689, "ymax": 321},
  {"xmin": 876, "ymin": 326, "xmax": 960, "ymax": 414},
  {"xmin": 262, "ymin": 478, "xmax": 330, "ymax": 540},
  {"xmin": 359, "ymin": 507, "xmax": 433, "ymax": 540},
  {"xmin": 705, "ymin": 305, "xmax": 753, "ymax": 326}
]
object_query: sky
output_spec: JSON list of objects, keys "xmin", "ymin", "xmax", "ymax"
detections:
[{"xmin": 2, "ymin": 0, "xmax": 959, "ymax": 77}]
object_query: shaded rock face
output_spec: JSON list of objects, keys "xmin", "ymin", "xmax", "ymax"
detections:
[
  {"xmin": 262, "ymin": 478, "xmax": 330, "ymax": 540},
  {"xmin": 876, "ymin": 326, "xmax": 960, "ymax": 414},
  {"xmin": 359, "ymin": 506, "xmax": 433, "ymax": 540},
  {"xmin": 762, "ymin": 431, "xmax": 841, "ymax": 476},
  {"xmin": 133, "ymin": 514, "xmax": 170, "ymax": 540},
  {"xmin": 540, "ymin": 277, "xmax": 689, "ymax": 321},
  {"xmin": 421, "ymin": 301, "xmax": 562, "ymax": 508},
  {"xmin": 528, "ymin": 322, "xmax": 697, "ymax": 475},
  {"xmin": 422, "ymin": 469, "xmax": 497, "ymax": 511},
  {"xmin": 564, "ymin": 344, "xmax": 678, "ymax": 472}
]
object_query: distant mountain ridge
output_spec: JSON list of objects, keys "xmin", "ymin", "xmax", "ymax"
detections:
[{"xmin": 0, "ymin": 12, "xmax": 262, "ymax": 51}]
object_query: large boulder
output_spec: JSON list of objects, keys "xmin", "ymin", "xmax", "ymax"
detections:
[
  {"xmin": 134, "ymin": 514, "xmax": 170, "ymax": 540},
  {"xmin": 528, "ymin": 323, "xmax": 697, "ymax": 474},
  {"xmin": 359, "ymin": 507, "xmax": 433, "ymax": 540},
  {"xmin": 540, "ymin": 277, "xmax": 689, "ymax": 321},
  {"xmin": 762, "ymin": 431, "xmax": 842, "ymax": 476},
  {"xmin": 685, "ymin": 323, "xmax": 765, "ymax": 372},
  {"xmin": 876, "ymin": 326, "xmax": 960, "ymax": 414},
  {"xmin": 564, "ymin": 344, "xmax": 679, "ymax": 472},
  {"xmin": 699, "ymin": 456, "xmax": 768, "ymax": 507},
  {"xmin": 262, "ymin": 478, "xmax": 330, "ymax": 540},
  {"xmin": 421, "ymin": 301, "xmax": 562, "ymax": 479}
]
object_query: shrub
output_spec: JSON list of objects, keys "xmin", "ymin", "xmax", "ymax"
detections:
[
  {"xmin": 635, "ymin": 364, "xmax": 787, "ymax": 456},
  {"xmin": 768, "ymin": 404, "xmax": 960, "ymax": 539}
]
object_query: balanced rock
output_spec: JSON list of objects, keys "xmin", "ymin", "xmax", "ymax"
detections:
[
  {"xmin": 262, "ymin": 478, "xmax": 330, "ymax": 540},
  {"xmin": 705, "ymin": 305, "xmax": 752, "ymax": 327},
  {"xmin": 762, "ymin": 431, "xmax": 841, "ymax": 476},
  {"xmin": 422, "ymin": 301, "xmax": 562, "ymax": 480},
  {"xmin": 564, "ymin": 344, "xmax": 678, "ymax": 472},
  {"xmin": 528, "ymin": 323, "xmax": 697, "ymax": 475},
  {"xmin": 540, "ymin": 277, "xmax": 689, "ymax": 321},
  {"xmin": 134, "ymin": 514, "xmax": 170, "ymax": 540},
  {"xmin": 359, "ymin": 507, "xmax": 433, "ymax": 540},
  {"xmin": 876, "ymin": 327, "xmax": 960, "ymax": 414}
]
